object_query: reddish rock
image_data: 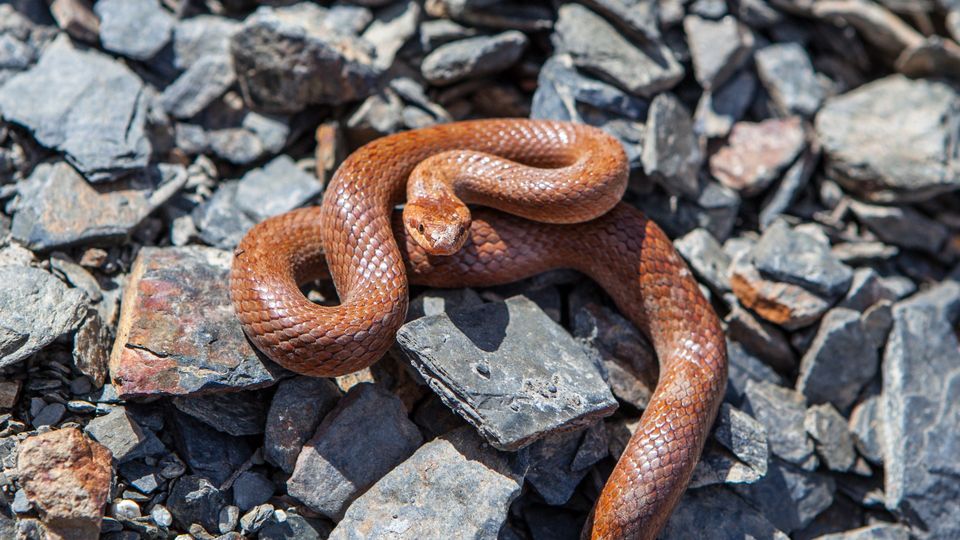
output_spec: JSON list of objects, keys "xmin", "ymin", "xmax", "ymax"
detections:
[
  {"xmin": 18, "ymin": 428, "xmax": 113, "ymax": 540},
  {"xmin": 109, "ymin": 246, "xmax": 286, "ymax": 398},
  {"xmin": 709, "ymin": 117, "xmax": 806, "ymax": 195},
  {"xmin": 729, "ymin": 255, "xmax": 830, "ymax": 331}
]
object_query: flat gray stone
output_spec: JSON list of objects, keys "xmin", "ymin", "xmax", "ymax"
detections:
[
  {"xmin": 172, "ymin": 391, "xmax": 268, "ymax": 437},
  {"xmin": 694, "ymin": 69, "xmax": 757, "ymax": 139},
  {"xmin": 235, "ymin": 155, "xmax": 323, "ymax": 223},
  {"xmin": 742, "ymin": 380, "xmax": 816, "ymax": 469},
  {"xmin": 167, "ymin": 476, "xmax": 225, "ymax": 532},
  {"xmin": 526, "ymin": 425, "xmax": 605, "ymax": 505},
  {"xmin": 192, "ymin": 181, "xmax": 256, "ymax": 250},
  {"xmin": 0, "ymin": 36, "xmax": 151, "ymax": 182},
  {"xmin": 553, "ymin": 3, "xmax": 684, "ymax": 97},
  {"xmin": 838, "ymin": 268, "xmax": 901, "ymax": 313},
  {"xmin": 815, "ymin": 75, "xmax": 960, "ymax": 203},
  {"xmin": 730, "ymin": 251, "xmax": 831, "ymax": 330},
  {"xmin": 661, "ymin": 486, "xmax": 789, "ymax": 540},
  {"xmin": 11, "ymin": 161, "xmax": 186, "ymax": 251},
  {"xmin": 804, "ymin": 403, "xmax": 856, "ymax": 472},
  {"xmin": 755, "ymin": 42, "xmax": 824, "ymax": 116},
  {"xmin": 361, "ymin": 0, "xmax": 420, "ymax": 70},
  {"xmin": 849, "ymin": 201, "xmax": 949, "ymax": 255},
  {"xmin": 161, "ymin": 54, "xmax": 235, "ymax": 119},
  {"xmin": 0, "ymin": 266, "xmax": 86, "ymax": 367},
  {"xmin": 264, "ymin": 376, "xmax": 341, "ymax": 474},
  {"xmin": 641, "ymin": 93, "xmax": 702, "ymax": 198},
  {"xmin": 287, "ymin": 383, "xmax": 422, "ymax": 520},
  {"xmin": 329, "ymin": 427, "xmax": 526, "ymax": 540},
  {"xmin": 759, "ymin": 146, "xmax": 819, "ymax": 230},
  {"xmin": 172, "ymin": 15, "xmax": 240, "ymax": 70},
  {"xmin": 815, "ymin": 524, "xmax": 910, "ymax": 540},
  {"xmin": 95, "ymin": 0, "xmax": 173, "ymax": 61},
  {"xmin": 684, "ymin": 15, "xmax": 753, "ymax": 90},
  {"xmin": 675, "ymin": 228, "xmax": 731, "ymax": 295},
  {"xmin": 84, "ymin": 408, "xmax": 149, "ymax": 464},
  {"xmin": 725, "ymin": 340, "xmax": 786, "ymax": 405},
  {"xmin": 849, "ymin": 394, "xmax": 884, "ymax": 466},
  {"xmin": 421, "ymin": 30, "xmax": 527, "ymax": 86},
  {"xmin": 724, "ymin": 299, "xmax": 796, "ymax": 373},
  {"xmin": 881, "ymin": 294, "xmax": 960, "ymax": 538},
  {"xmin": 233, "ymin": 471, "xmax": 274, "ymax": 512},
  {"xmin": 796, "ymin": 308, "xmax": 878, "ymax": 413},
  {"xmin": 692, "ymin": 403, "xmax": 769, "ymax": 488},
  {"xmin": 397, "ymin": 296, "xmax": 617, "ymax": 451},
  {"xmin": 531, "ymin": 54, "xmax": 649, "ymax": 124},
  {"xmin": 709, "ymin": 117, "xmax": 806, "ymax": 196},
  {"xmin": 732, "ymin": 458, "xmax": 835, "ymax": 534}
]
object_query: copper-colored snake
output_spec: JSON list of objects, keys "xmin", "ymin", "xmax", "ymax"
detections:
[{"xmin": 230, "ymin": 119, "xmax": 727, "ymax": 539}]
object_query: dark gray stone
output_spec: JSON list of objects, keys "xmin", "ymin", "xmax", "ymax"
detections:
[
  {"xmin": 259, "ymin": 514, "xmax": 331, "ymax": 540},
  {"xmin": 0, "ymin": 266, "xmax": 86, "ymax": 367},
  {"xmin": 725, "ymin": 340, "xmax": 786, "ymax": 405},
  {"xmin": 11, "ymin": 161, "xmax": 186, "ymax": 251},
  {"xmin": 759, "ymin": 147, "xmax": 819, "ymax": 230},
  {"xmin": 235, "ymin": 155, "xmax": 323, "ymax": 223},
  {"xmin": 532, "ymin": 54, "xmax": 649, "ymax": 123},
  {"xmin": 361, "ymin": 0, "xmax": 420, "ymax": 70},
  {"xmin": 752, "ymin": 220, "xmax": 853, "ymax": 299},
  {"xmin": 233, "ymin": 471, "xmax": 274, "ymax": 512},
  {"xmin": 684, "ymin": 15, "xmax": 753, "ymax": 90},
  {"xmin": 849, "ymin": 395, "xmax": 884, "ymax": 466},
  {"xmin": 397, "ymin": 296, "xmax": 617, "ymax": 451},
  {"xmin": 407, "ymin": 288, "xmax": 484, "ymax": 322},
  {"xmin": 264, "ymin": 376, "xmax": 341, "ymax": 474},
  {"xmin": 694, "ymin": 69, "xmax": 757, "ymax": 139},
  {"xmin": 168, "ymin": 408, "xmax": 255, "ymax": 486},
  {"xmin": 0, "ymin": 36, "xmax": 150, "ymax": 182},
  {"xmin": 526, "ymin": 426, "xmax": 604, "ymax": 505},
  {"xmin": 755, "ymin": 42, "xmax": 824, "ymax": 116},
  {"xmin": 117, "ymin": 460, "xmax": 161, "ymax": 495},
  {"xmin": 421, "ymin": 31, "xmax": 527, "ymax": 86},
  {"xmin": 805, "ymin": 403, "xmax": 856, "ymax": 472},
  {"xmin": 661, "ymin": 486, "xmax": 789, "ymax": 539},
  {"xmin": 84, "ymin": 408, "xmax": 150, "ymax": 463},
  {"xmin": 724, "ymin": 299, "xmax": 796, "ymax": 373},
  {"xmin": 172, "ymin": 391, "xmax": 267, "ymax": 437},
  {"xmin": 172, "ymin": 15, "xmax": 240, "ymax": 70},
  {"xmin": 675, "ymin": 228, "xmax": 731, "ymax": 295},
  {"xmin": 815, "ymin": 75, "xmax": 960, "ymax": 203},
  {"xmin": 814, "ymin": 523, "xmax": 910, "ymax": 540},
  {"xmin": 202, "ymin": 110, "xmax": 291, "ymax": 166},
  {"xmin": 167, "ymin": 475, "xmax": 225, "ymax": 532},
  {"xmin": 742, "ymin": 380, "xmax": 816, "ymax": 469},
  {"xmin": 240, "ymin": 503, "xmax": 275, "ymax": 535},
  {"xmin": 31, "ymin": 402, "xmax": 64, "ymax": 427},
  {"xmin": 575, "ymin": 0, "xmax": 660, "ymax": 42},
  {"xmin": 881, "ymin": 295, "xmax": 960, "ymax": 537},
  {"xmin": 641, "ymin": 93, "xmax": 702, "ymax": 198},
  {"xmin": 633, "ymin": 179, "xmax": 741, "ymax": 243},
  {"xmin": 730, "ymin": 248, "xmax": 832, "ymax": 331},
  {"xmin": 193, "ymin": 181, "xmax": 256, "ymax": 250},
  {"xmin": 796, "ymin": 308, "xmax": 878, "ymax": 412},
  {"xmin": 95, "ymin": 0, "xmax": 173, "ymax": 61},
  {"xmin": 231, "ymin": 4, "xmax": 381, "ymax": 113},
  {"xmin": 838, "ymin": 268, "xmax": 900, "ymax": 313},
  {"xmin": 850, "ymin": 201, "xmax": 949, "ymax": 255},
  {"xmin": 287, "ymin": 383, "xmax": 422, "ymax": 520},
  {"xmin": 161, "ymin": 54, "xmax": 235, "ymax": 119},
  {"xmin": 692, "ymin": 403, "xmax": 769, "ymax": 488},
  {"xmin": 552, "ymin": 3, "xmax": 683, "ymax": 97},
  {"xmin": 328, "ymin": 427, "xmax": 526, "ymax": 540},
  {"xmin": 732, "ymin": 459, "xmax": 835, "ymax": 534}
]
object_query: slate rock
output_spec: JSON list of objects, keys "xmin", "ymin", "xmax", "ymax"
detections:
[
  {"xmin": 531, "ymin": 54, "xmax": 649, "ymax": 124},
  {"xmin": 815, "ymin": 75, "xmax": 960, "ymax": 203},
  {"xmin": 264, "ymin": 377, "xmax": 341, "ymax": 473},
  {"xmin": 759, "ymin": 146, "xmax": 819, "ymax": 230},
  {"xmin": 849, "ymin": 394, "xmax": 884, "ymax": 466},
  {"xmin": 259, "ymin": 513, "xmax": 331, "ymax": 540},
  {"xmin": 661, "ymin": 486, "xmax": 789, "ymax": 540},
  {"xmin": 231, "ymin": 4, "xmax": 381, "ymax": 113},
  {"xmin": 397, "ymin": 296, "xmax": 617, "ymax": 451},
  {"xmin": 805, "ymin": 403, "xmax": 856, "ymax": 472},
  {"xmin": 684, "ymin": 15, "xmax": 753, "ymax": 90},
  {"xmin": 235, "ymin": 155, "xmax": 323, "ymax": 223},
  {"xmin": 815, "ymin": 523, "xmax": 910, "ymax": 540},
  {"xmin": 18, "ymin": 428, "xmax": 113, "ymax": 539},
  {"xmin": 724, "ymin": 300, "xmax": 796, "ymax": 373},
  {"xmin": 838, "ymin": 268, "xmax": 900, "ymax": 313},
  {"xmin": 526, "ymin": 426, "xmax": 602, "ymax": 505},
  {"xmin": 109, "ymin": 246, "xmax": 286, "ymax": 398},
  {"xmin": 754, "ymin": 42, "xmax": 824, "ymax": 116},
  {"xmin": 362, "ymin": 1, "xmax": 420, "ymax": 70},
  {"xmin": 0, "ymin": 266, "xmax": 86, "ymax": 367},
  {"xmin": 168, "ymin": 408, "xmax": 254, "ymax": 486},
  {"xmin": 0, "ymin": 35, "xmax": 151, "ymax": 182},
  {"xmin": 31, "ymin": 402, "xmax": 64, "ymax": 427},
  {"xmin": 881, "ymin": 295, "xmax": 960, "ymax": 538},
  {"xmin": 553, "ymin": 3, "xmax": 684, "ymax": 97},
  {"xmin": 95, "ymin": 0, "xmax": 173, "ymax": 61},
  {"xmin": 752, "ymin": 220, "xmax": 853, "ymax": 299},
  {"xmin": 675, "ymin": 228, "xmax": 731, "ymax": 295},
  {"xmin": 11, "ymin": 161, "xmax": 187, "ymax": 251},
  {"xmin": 421, "ymin": 30, "xmax": 527, "ymax": 86},
  {"xmin": 641, "ymin": 92, "xmax": 702, "ymax": 198},
  {"xmin": 84, "ymin": 407, "xmax": 152, "ymax": 463},
  {"xmin": 407, "ymin": 288, "xmax": 484, "ymax": 322},
  {"xmin": 635, "ymin": 179, "xmax": 741, "ymax": 242},
  {"xmin": 192, "ymin": 181, "xmax": 256, "ymax": 249},
  {"xmin": 419, "ymin": 19, "xmax": 476, "ymax": 51},
  {"xmin": 742, "ymin": 380, "xmax": 816, "ymax": 469},
  {"xmin": 796, "ymin": 308, "xmax": 879, "ymax": 413},
  {"xmin": 328, "ymin": 426, "xmax": 527, "ymax": 540},
  {"xmin": 161, "ymin": 54, "xmax": 236, "ymax": 120},
  {"xmin": 172, "ymin": 15, "xmax": 241, "ymax": 70},
  {"xmin": 287, "ymin": 383, "xmax": 422, "ymax": 520},
  {"xmin": 694, "ymin": 69, "xmax": 758, "ymax": 138},
  {"xmin": 732, "ymin": 458, "xmax": 835, "ymax": 534},
  {"xmin": 725, "ymin": 340, "xmax": 786, "ymax": 404},
  {"xmin": 709, "ymin": 117, "xmax": 806, "ymax": 195},
  {"xmin": 849, "ymin": 201, "xmax": 949, "ymax": 255},
  {"xmin": 172, "ymin": 391, "xmax": 268, "ymax": 437},
  {"xmin": 233, "ymin": 471, "xmax": 274, "ymax": 512},
  {"xmin": 730, "ymin": 252, "xmax": 831, "ymax": 330},
  {"xmin": 167, "ymin": 475, "xmax": 225, "ymax": 532},
  {"xmin": 713, "ymin": 404, "xmax": 769, "ymax": 477},
  {"xmin": 118, "ymin": 460, "xmax": 161, "ymax": 495}
]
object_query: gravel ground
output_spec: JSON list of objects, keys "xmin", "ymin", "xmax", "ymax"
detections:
[{"xmin": 0, "ymin": 0, "xmax": 958, "ymax": 539}]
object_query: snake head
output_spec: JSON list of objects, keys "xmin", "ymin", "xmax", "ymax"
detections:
[{"xmin": 403, "ymin": 198, "xmax": 472, "ymax": 256}]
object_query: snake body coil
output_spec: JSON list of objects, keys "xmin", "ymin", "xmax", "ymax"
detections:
[{"xmin": 230, "ymin": 119, "xmax": 728, "ymax": 539}]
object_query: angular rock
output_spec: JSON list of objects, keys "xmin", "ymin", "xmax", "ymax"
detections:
[
  {"xmin": 730, "ymin": 253, "xmax": 831, "ymax": 330},
  {"xmin": 287, "ymin": 383, "xmax": 422, "ymax": 520},
  {"xmin": 796, "ymin": 308, "xmax": 878, "ymax": 413},
  {"xmin": 662, "ymin": 486, "xmax": 789, "ymax": 540},
  {"xmin": 397, "ymin": 296, "xmax": 617, "ymax": 451},
  {"xmin": 265, "ymin": 377, "xmax": 341, "ymax": 473},
  {"xmin": 759, "ymin": 146, "xmax": 819, "ymax": 230},
  {"xmin": 752, "ymin": 220, "xmax": 852, "ymax": 298},
  {"xmin": 167, "ymin": 475, "xmax": 225, "ymax": 532},
  {"xmin": 11, "ymin": 161, "xmax": 186, "ymax": 251},
  {"xmin": 881, "ymin": 295, "xmax": 960, "ymax": 537},
  {"xmin": 233, "ymin": 471, "xmax": 274, "ymax": 512},
  {"xmin": 362, "ymin": 1, "xmax": 420, "ymax": 70},
  {"xmin": 231, "ymin": 4, "xmax": 381, "ymax": 113},
  {"xmin": 328, "ymin": 427, "xmax": 526, "ymax": 540},
  {"xmin": 815, "ymin": 523, "xmax": 910, "ymax": 540},
  {"xmin": 635, "ymin": 179, "xmax": 741, "ymax": 242},
  {"xmin": 49, "ymin": 0, "xmax": 99, "ymax": 44},
  {"xmin": 849, "ymin": 201, "xmax": 949, "ymax": 255},
  {"xmin": 531, "ymin": 54, "xmax": 649, "ymax": 124},
  {"xmin": 95, "ymin": 0, "xmax": 173, "ymax": 61},
  {"xmin": 84, "ymin": 407, "xmax": 149, "ymax": 463},
  {"xmin": 684, "ymin": 15, "xmax": 753, "ymax": 90},
  {"xmin": 692, "ymin": 403, "xmax": 769, "ymax": 488},
  {"xmin": 118, "ymin": 460, "xmax": 161, "ymax": 495},
  {"xmin": 192, "ymin": 181, "xmax": 256, "ymax": 249},
  {"xmin": 110, "ymin": 246, "xmax": 286, "ymax": 398},
  {"xmin": 172, "ymin": 391, "xmax": 267, "ymax": 437},
  {"xmin": 168, "ymin": 408, "xmax": 254, "ymax": 486},
  {"xmin": 234, "ymin": 155, "xmax": 323, "ymax": 223},
  {"xmin": 805, "ymin": 403, "xmax": 856, "ymax": 472},
  {"xmin": 0, "ymin": 266, "xmax": 86, "ymax": 368},
  {"xmin": 31, "ymin": 402, "xmax": 64, "ymax": 427},
  {"xmin": 172, "ymin": 15, "xmax": 241, "ymax": 70},
  {"xmin": 407, "ymin": 288, "xmax": 484, "ymax": 322},
  {"xmin": 161, "ymin": 54, "xmax": 235, "ymax": 119},
  {"xmin": 815, "ymin": 75, "xmax": 960, "ymax": 203},
  {"xmin": 0, "ymin": 36, "xmax": 150, "ymax": 182},
  {"xmin": 526, "ymin": 426, "xmax": 602, "ymax": 505},
  {"xmin": 694, "ymin": 69, "xmax": 758, "ymax": 139},
  {"xmin": 838, "ymin": 268, "xmax": 900, "ymax": 313},
  {"xmin": 725, "ymin": 340, "xmax": 786, "ymax": 404},
  {"xmin": 754, "ymin": 42, "xmax": 824, "ymax": 116},
  {"xmin": 0, "ymin": 380, "xmax": 19, "ymax": 408},
  {"xmin": 724, "ymin": 300, "xmax": 796, "ymax": 372},
  {"xmin": 742, "ymin": 380, "xmax": 815, "ymax": 469},
  {"xmin": 709, "ymin": 117, "xmax": 806, "ymax": 195},
  {"xmin": 641, "ymin": 93, "xmax": 702, "ymax": 198},
  {"xmin": 553, "ymin": 3, "xmax": 683, "ymax": 97},
  {"xmin": 421, "ymin": 30, "xmax": 527, "ymax": 86},
  {"xmin": 260, "ymin": 513, "xmax": 331, "ymax": 540},
  {"xmin": 849, "ymin": 394, "xmax": 884, "ymax": 466},
  {"xmin": 674, "ymin": 228, "xmax": 731, "ymax": 295},
  {"xmin": 18, "ymin": 428, "xmax": 113, "ymax": 539},
  {"xmin": 732, "ymin": 458, "xmax": 835, "ymax": 534}
]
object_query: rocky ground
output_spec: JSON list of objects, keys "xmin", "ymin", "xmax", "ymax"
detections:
[{"xmin": 0, "ymin": 0, "xmax": 957, "ymax": 539}]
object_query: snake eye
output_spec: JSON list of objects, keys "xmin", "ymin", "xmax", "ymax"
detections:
[{"xmin": 417, "ymin": 223, "xmax": 424, "ymax": 234}]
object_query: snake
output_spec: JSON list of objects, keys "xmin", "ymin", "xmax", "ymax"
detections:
[{"xmin": 230, "ymin": 119, "xmax": 728, "ymax": 539}]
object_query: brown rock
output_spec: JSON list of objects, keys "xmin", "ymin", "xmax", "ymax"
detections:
[
  {"xmin": 50, "ymin": 0, "xmax": 100, "ymax": 44},
  {"xmin": 0, "ymin": 380, "xmax": 20, "ymax": 408},
  {"xmin": 18, "ymin": 428, "xmax": 113, "ymax": 540},
  {"xmin": 109, "ymin": 246, "xmax": 286, "ymax": 398},
  {"xmin": 729, "ymin": 254, "xmax": 830, "ymax": 330},
  {"xmin": 709, "ymin": 117, "xmax": 806, "ymax": 195},
  {"xmin": 73, "ymin": 312, "xmax": 110, "ymax": 387}
]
